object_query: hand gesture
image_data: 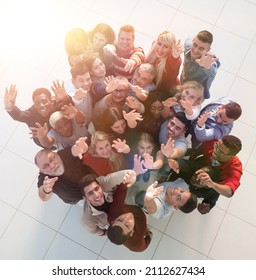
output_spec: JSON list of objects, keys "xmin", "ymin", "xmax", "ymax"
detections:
[
  {"xmin": 161, "ymin": 137, "xmax": 175, "ymax": 159},
  {"xmin": 167, "ymin": 158, "xmax": 180, "ymax": 173},
  {"xmin": 29, "ymin": 122, "xmax": 48, "ymax": 139},
  {"xmin": 145, "ymin": 181, "xmax": 164, "ymax": 201},
  {"xmin": 4, "ymin": 84, "xmax": 17, "ymax": 111},
  {"xmin": 180, "ymin": 98, "xmax": 193, "ymax": 111},
  {"xmin": 197, "ymin": 111, "xmax": 211, "ymax": 127},
  {"xmin": 71, "ymin": 137, "xmax": 88, "ymax": 159},
  {"xmin": 121, "ymin": 58, "xmax": 136, "ymax": 73},
  {"xmin": 104, "ymin": 75, "xmax": 118, "ymax": 93},
  {"xmin": 51, "ymin": 80, "xmax": 67, "ymax": 101},
  {"xmin": 195, "ymin": 169, "xmax": 214, "ymax": 188},
  {"xmin": 112, "ymin": 138, "xmax": 130, "ymax": 154},
  {"xmin": 141, "ymin": 152, "xmax": 154, "ymax": 169},
  {"xmin": 197, "ymin": 203, "xmax": 211, "ymax": 214},
  {"xmin": 103, "ymin": 44, "xmax": 117, "ymax": 56},
  {"xmin": 42, "ymin": 176, "xmax": 58, "ymax": 193},
  {"xmin": 123, "ymin": 170, "xmax": 137, "ymax": 187},
  {"xmin": 196, "ymin": 51, "xmax": 219, "ymax": 69},
  {"xmin": 162, "ymin": 97, "xmax": 178, "ymax": 108},
  {"xmin": 74, "ymin": 88, "xmax": 87, "ymax": 100},
  {"xmin": 172, "ymin": 39, "xmax": 184, "ymax": 58},
  {"xmin": 123, "ymin": 109, "xmax": 143, "ymax": 128},
  {"xmin": 129, "ymin": 83, "xmax": 148, "ymax": 101},
  {"xmin": 125, "ymin": 96, "xmax": 140, "ymax": 110},
  {"xmin": 133, "ymin": 154, "xmax": 148, "ymax": 175},
  {"xmin": 61, "ymin": 103, "xmax": 78, "ymax": 119}
]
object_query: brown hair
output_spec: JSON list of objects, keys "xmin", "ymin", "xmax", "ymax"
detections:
[
  {"xmin": 224, "ymin": 102, "xmax": 242, "ymax": 120},
  {"xmin": 196, "ymin": 30, "xmax": 213, "ymax": 45}
]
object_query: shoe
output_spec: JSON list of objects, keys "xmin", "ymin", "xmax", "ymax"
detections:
[{"xmin": 135, "ymin": 191, "xmax": 146, "ymax": 208}]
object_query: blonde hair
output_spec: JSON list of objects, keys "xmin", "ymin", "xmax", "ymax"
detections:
[
  {"xmin": 175, "ymin": 81, "xmax": 204, "ymax": 105},
  {"xmin": 89, "ymin": 131, "xmax": 124, "ymax": 172},
  {"xmin": 146, "ymin": 31, "xmax": 176, "ymax": 88}
]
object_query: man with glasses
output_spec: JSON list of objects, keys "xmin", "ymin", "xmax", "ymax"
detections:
[
  {"xmin": 190, "ymin": 96, "xmax": 242, "ymax": 148},
  {"xmin": 92, "ymin": 75, "xmax": 144, "ymax": 130},
  {"xmin": 168, "ymin": 135, "xmax": 243, "ymax": 214}
]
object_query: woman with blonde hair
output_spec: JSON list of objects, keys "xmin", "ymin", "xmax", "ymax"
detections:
[
  {"xmin": 80, "ymin": 131, "xmax": 130, "ymax": 176},
  {"xmin": 162, "ymin": 80, "xmax": 204, "ymax": 120},
  {"xmin": 146, "ymin": 31, "xmax": 184, "ymax": 95}
]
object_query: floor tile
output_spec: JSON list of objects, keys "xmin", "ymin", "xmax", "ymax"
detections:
[
  {"xmin": 0, "ymin": 211, "xmax": 55, "ymax": 260},
  {"xmin": 152, "ymin": 234, "xmax": 206, "ymax": 260},
  {"xmin": 209, "ymin": 213, "xmax": 256, "ymax": 259},
  {"xmin": 0, "ymin": 201, "xmax": 16, "ymax": 236},
  {"xmin": 44, "ymin": 233, "xmax": 98, "ymax": 260},
  {"xmin": 165, "ymin": 208, "xmax": 225, "ymax": 256},
  {"xmin": 227, "ymin": 171, "xmax": 256, "ymax": 227},
  {"xmin": 59, "ymin": 205, "xmax": 107, "ymax": 254}
]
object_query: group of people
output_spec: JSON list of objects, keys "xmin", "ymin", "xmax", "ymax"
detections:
[{"xmin": 4, "ymin": 22, "xmax": 243, "ymax": 253}]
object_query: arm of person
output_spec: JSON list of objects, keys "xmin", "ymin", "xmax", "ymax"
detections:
[
  {"xmin": 143, "ymin": 181, "xmax": 164, "ymax": 214},
  {"xmin": 38, "ymin": 176, "xmax": 58, "ymax": 201}
]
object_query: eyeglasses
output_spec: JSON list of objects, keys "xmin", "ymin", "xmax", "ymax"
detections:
[
  {"xmin": 113, "ymin": 89, "xmax": 127, "ymax": 95},
  {"xmin": 213, "ymin": 142, "xmax": 231, "ymax": 157}
]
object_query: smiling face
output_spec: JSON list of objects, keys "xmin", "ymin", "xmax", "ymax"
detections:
[
  {"xmin": 165, "ymin": 187, "xmax": 191, "ymax": 209},
  {"xmin": 94, "ymin": 139, "xmax": 112, "ymax": 158},
  {"xmin": 72, "ymin": 71, "xmax": 92, "ymax": 91},
  {"xmin": 181, "ymin": 87, "xmax": 201, "ymax": 106},
  {"xmin": 117, "ymin": 31, "xmax": 134, "ymax": 52},
  {"xmin": 36, "ymin": 151, "xmax": 64, "ymax": 176},
  {"xmin": 91, "ymin": 57, "xmax": 106, "ymax": 78},
  {"xmin": 211, "ymin": 140, "xmax": 233, "ymax": 162},
  {"xmin": 83, "ymin": 181, "xmax": 105, "ymax": 207},
  {"xmin": 166, "ymin": 117, "xmax": 186, "ymax": 139},
  {"xmin": 215, "ymin": 106, "xmax": 234, "ymax": 125},
  {"xmin": 155, "ymin": 38, "xmax": 172, "ymax": 59},
  {"xmin": 33, "ymin": 93, "xmax": 54, "ymax": 117},
  {"xmin": 190, "ymin": 37, "xmax": 211, "ymax": 60}
]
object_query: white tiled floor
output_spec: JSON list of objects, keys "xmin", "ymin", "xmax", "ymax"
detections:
[{"xmin": 0, "ymin": 0, "xmax": 256, "ymax": 260}]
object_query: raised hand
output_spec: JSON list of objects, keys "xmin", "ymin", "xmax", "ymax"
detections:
[
  {"xmin": 162, "ymin": 97, "xmax": 178, "ymax": 108},
  {"xmin": 4, "ymin": 84, "xmax": 17, "ymax": 111},
  {"xmin": 144, "ymin": 181, "xmax": 164, "ymax": 201},
  {"xmin": 167, "ymin": 158, "xmax": 180, "ymax": 173},
  {"xmin": 104, "ymin": 75, "xmax": 118, "ymax": 93},
  {"xmin": 129, "ymin": 83, "xmax": 148, "ymax": 101},
  {"xmin": 51, "ymin": 80, "xmax": 67, "ymax": 100},
  {"xmin": 195, "ymin": 169, "xmax": 214, "ymax": 188},
  {"xmin": 172, "ymin": 39, "xmax": 184, "ymax": 58},
  {"xmin": 141, "ymin": 152, "xmax": 154, "ymax": 169},
  {"xmin": 197, "ymin": 111, "xmax": 211, "ymax": 127},
  {"xmin": 121, "ymin": 58, "xmax": 136, "ymax": 73},
  {"xmin": 42, "ymin": 176, "xmax": 58, "ymax": 193},
  {"xmin": 103, "ymin": 44, "xmax": 117, "ymax": 56},
  {"xmin": 123, "ymin": 109, "xmax": 143, "ymax": 128},
  {"xmin": 71, "ymin": 137, "xmax": 88, "ymax": 159},
  {"xmin": 133, "ymin": 154, "xmax": 148, "ymax": 175},
  {"xmin": 196, "ymin": 51, "xmax": 219, "ymax": 69},
  {"xmin": 125, "ymin": 96, "xmax": 140, "ymax": 110},
  {"xmin": 123, "ymin": 170, "xmax": 137, "ymax": 187},
  {"xmin": 112, "ymin": 138, "xmax": 130, "ymax": 154},
  {"xmin": 29, "ymin": 122, "xmax": 48, "ymax": 139},
  {"xmin": 161, "ymin": 137, "xmax": 175, "ymax": 159},
  {"xmin": 74, "ymin": 88, "xmax": 87, "ymax": 100},
  {"xmin": 61, "ymin": 104, "xmax": 78, "ymax": 119},
  {"xmin": 197, "ymin": 203, "xmax": 211, "ymax": 214}
]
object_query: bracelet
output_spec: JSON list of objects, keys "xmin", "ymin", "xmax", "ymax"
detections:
[{"xmin": 43, "ymin": 188, "xmax": 52, "ymax": 195}]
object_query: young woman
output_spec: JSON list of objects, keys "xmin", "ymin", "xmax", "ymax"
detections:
[
  {"xmin": 81, "ymin": 131, "xmax": 130, "ymax": 176},
  {"xmin": 162, "ymin": 81, "xmax": 204, "ymax": 120},
  {"xmin": 146, "ymin": 31, "xmax": 184, "ymax": 94}
]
